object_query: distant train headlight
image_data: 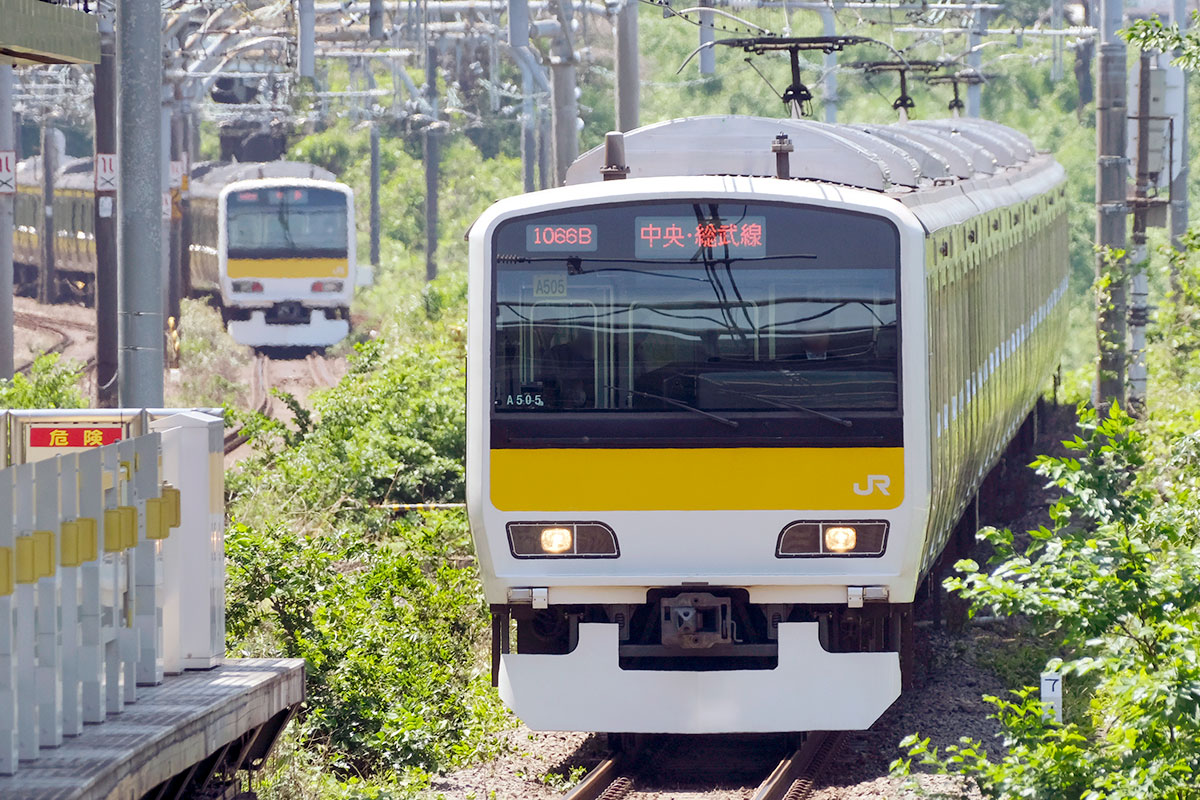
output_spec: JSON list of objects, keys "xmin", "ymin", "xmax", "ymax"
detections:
[
  {"xmin": 776, "ymin": 521, "xmax": 888, "ymax": 558},
  {"xmin": 506, "ymin": 522, "xmax": 619, "ymax": 558},
  {"xmin": 231, "ymin": 280, "xmax": 264, "ymax": 293},
  {"xmin": 312, "ymin": 280, "xmax": 344, "ymax": 293}
]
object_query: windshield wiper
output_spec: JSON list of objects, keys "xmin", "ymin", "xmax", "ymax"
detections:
[
  {"xmin": 603, "ymin": 384, "xmax": 739, "ymax": 428},
  {"xmin": 704, "ymin": 378, "xmax": 853, "ymax": 428}
]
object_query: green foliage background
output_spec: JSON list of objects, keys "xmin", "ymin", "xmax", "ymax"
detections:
[{"xmin": 212, "ymin": 7, "xmax": 1200, "ymax": 797}]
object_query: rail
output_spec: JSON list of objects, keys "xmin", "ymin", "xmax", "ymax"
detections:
[
  {"xmin": 0, "ymin": 408, "xmax": 226, "ymax": 776},
  {"xmin": 563, "ymin": 732, "xmax": 842, "ymax": 799}
]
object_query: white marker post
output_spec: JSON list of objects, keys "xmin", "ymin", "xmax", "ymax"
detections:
[{"xmin": 1040, "ymin": 671, "xmax": 1063, "ymax": 723}]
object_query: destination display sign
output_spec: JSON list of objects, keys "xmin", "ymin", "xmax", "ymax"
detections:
[{"xmin": 634, "ymin": 216, "xmax": 766, "ymax": 259}]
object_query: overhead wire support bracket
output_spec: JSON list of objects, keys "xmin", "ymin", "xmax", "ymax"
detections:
[{"xmin": 844, "ymin": 59, "xmax": 944, "ymax": 117}]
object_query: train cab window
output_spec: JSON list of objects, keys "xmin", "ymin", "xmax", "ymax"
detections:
[
  {"xmin": 491, "ymin": 200, "xmax": 902, "ymax": 444},
  {"xmin": 225, "ymin": 186, "xmax": 349, "ymax": 258}
]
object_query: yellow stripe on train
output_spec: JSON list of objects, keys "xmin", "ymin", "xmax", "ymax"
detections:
[
  {"xmin": 490, "ymin": 447, "xmax": 904, "ymax": 511},
  {"xmin": 227, "ymin": 257, "xmax": 348, "ymax": 279}
]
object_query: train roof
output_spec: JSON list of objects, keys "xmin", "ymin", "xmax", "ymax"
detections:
[
  {"xmin": 565, "ymin": 115, "xmax": 1043, "ymax": 194},
  {"xmin": 189, "ymin": 160, "xmax": 339, "ymax": 195}
]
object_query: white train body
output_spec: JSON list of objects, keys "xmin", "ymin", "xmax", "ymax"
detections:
[
  {"xmin": 190, "ymin": 163, "xmax": 356, "ymax": 348},
  {"xmin": 466, "ymin": 116, "xmax": 1068, "ymax": 733}
]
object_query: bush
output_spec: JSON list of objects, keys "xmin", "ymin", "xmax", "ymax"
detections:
[
  {"xmin": 895, "ymin": 404, "xmax": 1200, "ymax": 798},
  {"xmin": 0, "ymin": 353, "xmax": 86, "ymax": 409},
  {"xmin": 226, "ymin": 512, "xmax": 503, "ymax": 777}
]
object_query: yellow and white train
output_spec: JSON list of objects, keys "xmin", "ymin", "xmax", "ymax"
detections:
[
  {"xmin": 13, "ymin": 157, "xmax": 357, "ymax": 349},
  {"xmin": 466, "ymin": 115, "xmax": 1067, "ymax": 733}
]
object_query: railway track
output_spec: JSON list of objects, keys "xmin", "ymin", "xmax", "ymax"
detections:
[
  {"xmin": 563, "ymin": 732, "xmax": 842, "ymax": 800},
  {"xmin": 223, "ymin": 353, "xmax": 272, "ymax": 454},
  {"xmin": 12, "ymin": 309, "xmax": 97, "ymax": 376},
  {"xmin": 305, "ymin": 351, "xmax": 338, "ymax": 388}
]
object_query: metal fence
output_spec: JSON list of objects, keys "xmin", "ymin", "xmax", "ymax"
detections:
[{"xmin": 0, "ymin": 409, "xmax": 225, "ymax": 775}]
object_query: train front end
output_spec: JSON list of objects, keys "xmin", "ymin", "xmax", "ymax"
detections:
[
  {"xmin": 467, "ymin": 176, "xmax": 930, "ymax": 733},
  {"xmin": 218, "ymin": 179, "xmax": 355, "ymax": 348}
]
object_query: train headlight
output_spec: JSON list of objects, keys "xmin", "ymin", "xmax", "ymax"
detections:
[
  {"xmin": 540, "ymin": 527, "xmax": 573, "ymax": 553},
  {"xmin": 776, "ymin": 521, "xmax": 888, "ymax": 557},
  {"xmin": 312, "ymin": 280, "xmax": 344, "ymax": 293},
  {"xmin": 506, "ymin": 522, "xmax": 619, "ymax": 558},
  {"xmin": 824, "ymin": 526, "xmax": 857, "ymax": 552},
  {"xmin": 232, "ymin": 280, "xmax": 264, "ymax": 293}
]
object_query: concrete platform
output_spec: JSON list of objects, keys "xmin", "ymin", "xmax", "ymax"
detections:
[
  {"xmin": 0, "ymin": 659, "xmax": 305, "ymax": 800},
  {"xmin": 0, "ymin": 0, "xmax": 100, "ymax": 65}
]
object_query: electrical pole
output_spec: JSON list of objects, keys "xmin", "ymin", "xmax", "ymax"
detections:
[
  {"xmin": 1095, "ymin": 0, "xmax": 1127, "ymax": 410},
  {"xmin": 549, "ymin": 0, "xmax": 578, "ymax": 185},
  {"xmin": 39, "ymin": 124, "xmax": 57, "ymax": 305},
  {"xmin": 538, "ymin": 106, "xmax": 551, "ymax": 190},
  {"xmin": 168, "ymin": 96, "xmax": 184, "ymax": 361},
  {"xmin": 370, "ymin": 122, "xmax": 380, "ymax": 268},
  {"xmin": 0, "ymin": 64, "xmax": 14, "ymax": 380},
  {"xmin": 521, "ymin": 66, "xmax": 537, "ymax": 191},
  {"xmin": 424, "ymin": 44, "xmax": 440, "ymax": 282},
  {"xmin": 1170, "ymin": 0, "xmax": 1190, "ymax": 260},
  {"xmin": 822, "ymin": 7, "xmax": 839, "ymax": 123},
  {"xmin": 95, "ymin": 18, "xmax": 119, "ymax": 407},
  {"xmin": 966, "ymin": 8, "xmax": 985, "ymax": 116},
  {"xmin": 369, "ymin": 0, "xmax": 384, "ymax": 39},
  {"xmin": 615, "ymin": 0, "xmax": 639, "ymax": 131},
  {"xmin": 699, "ymin": 0, "xmax": 715, "ymax": 75},
  {"xmin": 117, "ymin": 0, "xmax": 164, "ymax": 407},
  {"xmin": 1129, "ymin": 51, "xmax": 1151, "ymax": 414},
  {"xmin": 299, "ymin": 0, "xmax": 316, "ymax": 79}
]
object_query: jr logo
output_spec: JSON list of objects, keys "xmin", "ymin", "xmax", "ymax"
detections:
[{"xmin": 853, "ymin": 475, "xmax": 891, "ymax": 496}]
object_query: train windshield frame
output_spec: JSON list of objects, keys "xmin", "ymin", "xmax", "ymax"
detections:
[
  {"xmin": 225, "ymin": 186, "xmax": 349, "ymax": 259},
  {"xmin": 491, "ymin": 199, "xmax": 902, "ymax": 448}
]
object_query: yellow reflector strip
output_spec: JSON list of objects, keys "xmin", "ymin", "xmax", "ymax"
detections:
[
  {"xmin": 119, "ymin": 506, "xmax": 137, "ymax": 549},
  {"xmin": 103, "ymin": 509, "xmax": 123, "ymax": 553},
  {"xmin": 34, "ymin": 530, "xmax": 55, "ymax": 578},
  {"xmin": 15, "ymin": 538, "xmax": 35, "ymax": 584},
  {"xmin": 490, "ymin": 447, "xmax": 905, "ymax": 512},
  {"xmin": 78, "ymin": 517, "xmax": 99, "ymax": 562},
  {"xmin": 145, "ymin": 498, "xmax": 168, "ymax": 540},
  {"xmin": 227, "ymin": 257, "xmax": 349, "ymax": 279},
  {"xmin": 162, "ymin": 485, "xmax": 182, "ymax": 528},
  {"xmin": 0, "ymin": 547, "xmax": 13, "ymax": 596},
  {"xmin": 61, "ymin": 520, "xmax": 81, "ymax": 567}
]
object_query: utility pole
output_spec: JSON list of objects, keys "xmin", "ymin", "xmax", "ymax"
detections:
[
  {"xmin": 424, "ymin": 44, "xmax": 440, "ymax": 282},
  {"xmin": 549, "ymin": 0, "xmax": 578, "ymax": 185},
  {"xmin": 699, "ymin": 0, "xmax": 715, "ymax": 75},
  {"xmin": 1170, "ymin": 0, "xmax": 1190, "ymax": 260},
  {"xmin": 299, "ymin": 0, "xmax": 316, "ymax": 79},
  {"xmin": 1051, "ymin": 0, "xmax": 1064, "ymax": 81},
  {"xmin": 117, "ymin": 0, "xmax": 164, "ymax": 407},
  {"xmin": 39, "ymin": 124, "xmax": 57, "ymax": 305},
  {"xmin": 168, "ymin": 96, "xmax": 184, "ymax": 362},
  {"xmin": 538, "ymin": 107, "xmax": 551, "ymax": 190},
  {"xmin": 966, "ymin": 8, "xmax": 985, "ymax": 116},
  {"xmin": 95, "ymin": 17, "xmax": 119, "ymax": 407},
  {"xmin": 615, "ymin": 0, "xmax": 639, "ymax": 131},
  {"xmin": 370, "ymin": 122, "xmax": 380, "ymax": 268},
  {"xmin": 0, "ymin": 64, "xmax": 14, "ymax": 381},
  {"xmin": 822, "ymin": 8, "xmax": 839, "ymax": 123},
  {"xmin": 369, "ymin": 0, "xmax": 384, "ymax": 38},
  {"xmin": 1095, "ymin": 0, "xmax": 1127, "ymax": 410},
  {"xmin": 1129, "ymin": 51, "xmax": 1151, "ymax": 414}
]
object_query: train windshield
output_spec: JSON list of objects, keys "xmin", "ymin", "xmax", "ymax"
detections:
[
  {"xmin": 226, "ymin": 186, "xmax": 348, "ymax": 258},
  {"xmin": 492, "ymin": 200, "xmax": 900, "ymax": 428}
]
